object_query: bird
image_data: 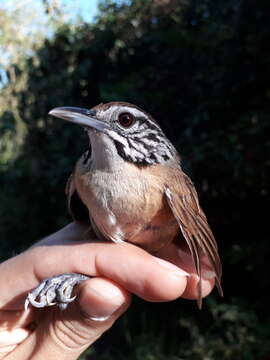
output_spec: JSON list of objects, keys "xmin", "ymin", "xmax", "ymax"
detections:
[{"xmin": 25, "ymin": 101, "xmax": 223, "ymax": 310}]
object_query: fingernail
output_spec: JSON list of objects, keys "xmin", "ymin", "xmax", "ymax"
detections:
[
  {"xmin": 202, "ymin": 270, "xmax": 216, "ymax": 280},
  {"xmin": 153, "ymin": 257, "xmax": 190, "ymax": 277},
  {"xmin": 89, "ymin": 314, "xmax": 111, "ymax": 322},
  {"xmin": 81, "ymin": 279, "xmax": 126, "ymax": 321},
  {"xmin": 0, "ymin": 328, "xmax": 30, "ymax": 346}
]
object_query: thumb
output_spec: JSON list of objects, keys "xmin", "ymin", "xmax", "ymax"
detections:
[{"xmin": 13, "ymin": 278, "xmax": 131, "ymax": 360}]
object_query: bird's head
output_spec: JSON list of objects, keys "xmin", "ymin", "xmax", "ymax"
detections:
[{"xmin": 49, "ymin": 102, "xmax": 178, "ymax": 167}]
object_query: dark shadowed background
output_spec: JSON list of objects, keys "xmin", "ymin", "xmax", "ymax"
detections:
[{"xmin": 0, "ymin": 0, "xmax": 269, "ymax": 359}]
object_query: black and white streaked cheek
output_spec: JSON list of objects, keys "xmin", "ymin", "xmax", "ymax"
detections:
[
  {"xmin": 106, "ymin": 129, "xmax": 132, "ymax": 157},
  {"xmin": 129, "ymin": 125, "xmax": 176, "ymax": 164},
  {"xmin": 107, "ymin": 129, "xmax": 150, "ymax": 164},
  {"xmin": 107, "ymin": 128, "xmax": 175, "ymax": 165}
]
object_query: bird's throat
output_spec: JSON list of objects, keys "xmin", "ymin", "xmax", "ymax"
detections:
[{"xmin": 88, "ymin": 131, "xmax": 125, "ymax": 172}]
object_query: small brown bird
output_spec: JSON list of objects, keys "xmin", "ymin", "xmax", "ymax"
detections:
[{"xmin": 26, "ymin": 102, "xmax": 222, "ymax": 310}]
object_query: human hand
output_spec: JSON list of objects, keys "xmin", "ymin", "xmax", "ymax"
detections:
[{"xmin": 0, "ymin": 222, "xmax": 215, "ymax": 359}]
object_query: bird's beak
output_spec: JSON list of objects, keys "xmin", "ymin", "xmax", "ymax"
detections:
[{"xmin": 49, "ymin": 106, "xmax": 109, "ymax": 132}]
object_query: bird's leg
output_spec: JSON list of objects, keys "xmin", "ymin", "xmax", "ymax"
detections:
[{"xmin": 25, "ymin": 273, "xmax": 90, "ymax": 310}]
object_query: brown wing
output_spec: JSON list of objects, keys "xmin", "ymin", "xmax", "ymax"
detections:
[
  {"xmin": 164, "ymin": 170, "xmax": 223, "ymax": 308},
  {"xmin": 65, "ymin": 173, "xmax": 90, "ymax": 223}
]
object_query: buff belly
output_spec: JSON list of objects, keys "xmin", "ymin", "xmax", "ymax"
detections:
[{"xmin": 75, "ymin": 162, "xmax": 179, "ymax": 252}]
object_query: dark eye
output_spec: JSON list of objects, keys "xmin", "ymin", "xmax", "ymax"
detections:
[{"xmin": 118, "ymin": 112, "xmax": 135, "ymax": 128}]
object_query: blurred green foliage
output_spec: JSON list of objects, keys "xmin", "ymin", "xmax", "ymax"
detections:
[{"xmin": 0, "ymin": 0, "xmax": 269, "ymax": 358}]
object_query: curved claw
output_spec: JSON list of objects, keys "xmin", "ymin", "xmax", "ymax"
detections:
[
  {"xmin": 26, "ymin": 294, "xmax": 50, "ymax": 308},
  {"xmin": 26, "ymin": 273, "xmax": 90, "ymax": 310},
  {"xmin": 57, "ymin": 285, "xmax": 77, "ymax": 304},
  {"xmin": 46, "ymin": 295, "xmax": 57, "ymax": 306},
  {"xmin": 24, "ymin": 299, "xmax": 29, "ymax": 311},
  {"xmin": 63, "ymin": 294, "xmax": 77, "ymax": 303},
  {"xmin": 46, "ymin": 287, "xmax": 57, "ymax": 306}
]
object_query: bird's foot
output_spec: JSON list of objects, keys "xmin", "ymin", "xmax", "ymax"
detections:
[{"xmin": 25, "ymin": 273, "xmax": 89, "ymax": 311}]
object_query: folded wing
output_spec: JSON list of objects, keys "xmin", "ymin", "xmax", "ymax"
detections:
[{"xmin": 165, "ymin": 170, "xmax": 223, "ymax": 308}]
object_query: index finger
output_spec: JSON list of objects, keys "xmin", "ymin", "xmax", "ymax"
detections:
[{"xmin": 0, "ymin": 223, "xmax": 189, "ymax": 309}]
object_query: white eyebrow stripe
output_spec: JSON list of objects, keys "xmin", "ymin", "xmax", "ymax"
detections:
[
  {"xmin": 99, "ymin": 105, "xmax": 161, "ymax": 131},
  {"xmin": 99, "ymin": 105, "xmax": 146, "ymax": 119}
]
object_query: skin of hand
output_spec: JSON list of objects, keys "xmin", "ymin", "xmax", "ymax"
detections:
[{"xmin": 0, "ymin": 222, "xmax": 215, "ymax": 360}]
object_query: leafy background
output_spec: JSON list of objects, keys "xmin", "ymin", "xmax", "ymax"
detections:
[{"xmin": 0, "ymin": 0, "xmax": 269, "ymax": 359}]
